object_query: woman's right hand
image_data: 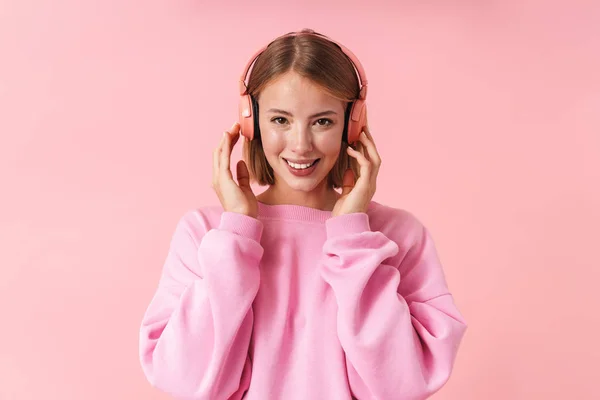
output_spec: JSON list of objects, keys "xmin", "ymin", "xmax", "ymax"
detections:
[{"xmin": 212, "ymin": 122, "xmax": 258, "ymax": 218}]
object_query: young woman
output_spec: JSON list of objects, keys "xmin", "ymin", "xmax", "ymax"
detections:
[{"xmin": 139, "ymin": 29, "xmax": 467, "ymax": 400}]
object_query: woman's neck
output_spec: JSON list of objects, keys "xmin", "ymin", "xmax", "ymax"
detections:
[{"xmin": 256, "ymin": 184, "xmax": 341, "ymax": 211}]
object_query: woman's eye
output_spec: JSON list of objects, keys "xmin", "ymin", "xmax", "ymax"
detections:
[
  {"xmin": 271, "ymin": 117, "xmax": 288, "ymax": 125},
  {"xmin": 316, "ymin": 118, "xmax": 333, "ymax": 126},
  {"xmin": 270, "ymin": 117, "xmax": 333, "ymax": 126}
]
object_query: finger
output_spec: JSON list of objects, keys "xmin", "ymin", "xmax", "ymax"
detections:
[
  {"xmin": 358, "ymin": 130, "xmax": 381, "ymax": 167},
  {"xmin": 341, "ymin": 168, "xmax": 355, "ymax": 196},
  {"xmin": 365, "ymin": 126, "xmax": 378, "ymax": 152},
  {"xmin": 213, "ymin": 147, "xmax": 219, "ymax": 186},
  {"xmin": 236, "ymin": 160, "xmax": 253, "ymax": 193},
  {"xmin": 356, "ymin": 139, "xmax": 370, "ymax": 162},
  {"xmin": 213, "ymin": 134, "xmax": 226, "ymax": 186},
  {"xmin": 347, "ymin": 145, "xmax": 370, "ymax": 170},
  {"xmin": 229, "ymin": 121, "xmax": 240, "ymax": 134},
  {"xmin": 347, "ymin": 146, "xmax": 372, "ymax": 186},
  {"xmin": 363, "ymin": 124, "xmax": 373, "ymax": 139},
  {"xmin": 228, "ymin": 122, "xmax": 241, "ymax": 151},
  {"xmin": 220, "ymin": 131, "xmax": 234, "ymax": 179},
  {"xmin": 347, "ymin": 145, "xmax": 373, "ymax": 183},
  {"xmin": 223, "ymin": 122, "xmax": 241, "ymax": 171}
]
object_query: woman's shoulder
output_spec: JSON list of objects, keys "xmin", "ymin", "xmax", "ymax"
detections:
[
  {"xmin": 367, "ymin": 200, "xmax": 428, "ymax": 245},
  {"xmin": 171, "ymin": 204, "xmax": 226, "ymax": 239},
  {"xmin": 368, "ymin": 200, "xmax": 424, "ymax": 227}
]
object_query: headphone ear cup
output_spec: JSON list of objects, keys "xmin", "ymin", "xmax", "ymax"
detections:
[
  {"xmin": 239, "ymin": 94, "xmax": 254, "ymax": 140},
  {"xmin": 346, "ymin": 99, "xmax": 367, "ymax": 144}
]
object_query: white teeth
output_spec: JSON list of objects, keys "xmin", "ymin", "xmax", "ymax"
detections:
[{"xmin": 286, "ymin": 160, "xmax": 315, "ymax": 169}]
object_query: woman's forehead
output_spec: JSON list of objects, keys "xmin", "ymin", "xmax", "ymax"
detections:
[{"xmin": 259, "ymin": 74, "xmax": 344, "ymax": 112}]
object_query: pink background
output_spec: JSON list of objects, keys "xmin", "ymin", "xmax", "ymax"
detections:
[{"xmin": 1, "ymin": 0, "xmax": 599, "ymax": 399}]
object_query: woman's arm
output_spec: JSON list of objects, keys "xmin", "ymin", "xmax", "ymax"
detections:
[
  {"xmin": 320, "ymin": 212, "xmax": 467, "ymax": 400},
  {"xmin": 139, "ymin": 211, "xmax": 263, "ymax": 400}
]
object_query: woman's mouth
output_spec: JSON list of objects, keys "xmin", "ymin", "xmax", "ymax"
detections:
[{"xmin": 283, "ymin": 158, "xmax": 320, "ymax": 176}]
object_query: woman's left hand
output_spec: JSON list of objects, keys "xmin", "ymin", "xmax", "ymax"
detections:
[{"xmin": 332, "ymin": 125, "xmax": 381, "ymax": 217}]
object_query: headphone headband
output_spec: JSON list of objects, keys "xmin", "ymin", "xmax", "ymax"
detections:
[{"xmin": 238, "ymin": 30, "xmax": 368, "ymax": 100}]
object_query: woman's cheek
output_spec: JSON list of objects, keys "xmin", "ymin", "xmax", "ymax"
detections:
[
  {"xmin": 261, "ymin": 129, "xmax": 285, "ymax": 152},
  {"xmin": 317, "ymin": 131, "xmax": 344, "ymax": 153}
]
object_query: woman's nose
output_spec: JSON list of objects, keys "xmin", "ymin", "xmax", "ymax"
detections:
[{"xmin": 290, "ymin": 127, "xmax": 313, "ymax": 153}]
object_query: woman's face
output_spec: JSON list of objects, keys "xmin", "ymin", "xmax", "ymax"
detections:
[{"xmin": 257, "ymin": 71, "xmax": 345, "ymax": 194}]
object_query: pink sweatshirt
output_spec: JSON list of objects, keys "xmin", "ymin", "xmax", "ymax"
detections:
[{"xmin": 139, "ymin": 201, "xmax": 467, "ymax": 400}]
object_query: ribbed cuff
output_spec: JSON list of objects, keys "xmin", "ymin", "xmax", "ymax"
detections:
[
  {"xmin": 325, "ymin": 212, "xmax": 371, "ymax": 238},
  {"xmin": 218, "ymin": 212, "xmax": 264, "ymax": 242}
]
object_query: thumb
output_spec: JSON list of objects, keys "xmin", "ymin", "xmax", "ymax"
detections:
[
  {"xmin": 236, "ymin": 160, "xmax": 254, "ymax": 193},
  {"xmin": 341, "ymin": 168, "xmax": 355, "ymax": 196}
]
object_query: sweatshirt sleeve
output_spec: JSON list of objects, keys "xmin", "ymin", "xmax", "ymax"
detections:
[
  {"xmin": 320, "ymin": 212, "xmax": 467, "ymax": 400},
  {"xmin": 139, "ymin": 211, "xmax": 264, "ymax": 400}
]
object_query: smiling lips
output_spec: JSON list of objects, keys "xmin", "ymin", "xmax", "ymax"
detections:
[
  {"xmin": 283, "ymin": 158, "xmax": 321, "ymax": 176},
  {"xmin": 284, "ymin": 158, "xmax": 319, "ymax": 169}
]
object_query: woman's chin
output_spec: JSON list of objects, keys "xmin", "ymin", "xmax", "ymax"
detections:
[
  {"xmin": 289, "ymin": 181, "xmax": 322, "ymax": 192},
  {"xmin": 275, "ymin": 169, "xmax": 328, "ymax": 192}
]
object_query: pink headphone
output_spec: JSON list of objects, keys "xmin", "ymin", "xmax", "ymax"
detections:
[{"xmin": 238, "ymin": 30, "xmax": 368, "ymax": 144}]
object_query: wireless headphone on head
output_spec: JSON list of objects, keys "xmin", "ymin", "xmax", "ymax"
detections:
[{"xmin": 238, "ymin": 30, "xmax": 368, "ymax": 144}]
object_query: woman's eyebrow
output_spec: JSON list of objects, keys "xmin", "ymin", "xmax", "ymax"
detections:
[{"xmin": 266, "ymin": 109, "xmax": 338, "ymax": 118}]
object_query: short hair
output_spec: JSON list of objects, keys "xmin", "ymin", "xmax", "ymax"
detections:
[{"xmin": 242, "ymin": 29, "xmax": 363, "ymax": 188}]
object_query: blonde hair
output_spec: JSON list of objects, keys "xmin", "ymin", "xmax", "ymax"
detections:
[{"xmin": 243, "ymin": 29, "xmax": 363, "ymax": 188}]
